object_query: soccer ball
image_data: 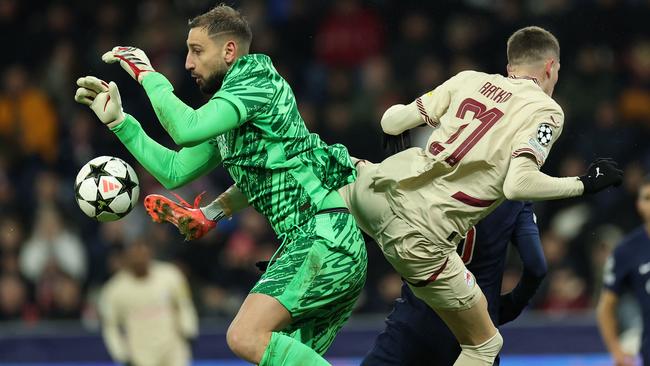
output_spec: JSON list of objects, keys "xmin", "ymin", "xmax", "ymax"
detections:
[{"xmin": 74, "ymin": 156, "xmax": 139, "ymax": 222}]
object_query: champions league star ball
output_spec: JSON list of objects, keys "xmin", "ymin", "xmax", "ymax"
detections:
[{"xmin": 74, "ymin": 156, "xmax": 140, "ymax": 222}]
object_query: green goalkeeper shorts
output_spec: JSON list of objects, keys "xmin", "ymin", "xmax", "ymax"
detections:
[{"xmin": 250, "ymin": 209, "xmax": 367, "ymax": 355}]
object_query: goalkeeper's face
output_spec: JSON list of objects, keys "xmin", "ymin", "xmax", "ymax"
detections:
[{"xmin": 186, "ymin": 27, "xmax": 232, "ymax": 94}]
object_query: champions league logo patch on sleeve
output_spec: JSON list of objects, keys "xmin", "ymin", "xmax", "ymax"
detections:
[{"xmin": 537, "ymin": 123, "xmax": 553, "ymax": 146}]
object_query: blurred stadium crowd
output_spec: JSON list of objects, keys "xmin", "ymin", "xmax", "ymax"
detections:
[{"xmin": 0, "ymin": 0, "xmax": 649, "ymax": 328}]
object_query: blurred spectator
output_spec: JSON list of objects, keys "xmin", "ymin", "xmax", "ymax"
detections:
[
  {"xmin": 540, "ymin": 267, "xmax": 590, "ymax": 314},
  {"xmin": 620, "ymin": 39, "xmax": 650, "ymax": 124},
  {"xmin": 0, "ymin": 274, "xmax": 35, "ymax": 322},
  {"xmin": 315, "ymin": 0, "xmax": 383, "ymax": 68},
  {"xmin": 588, "ymin": 224, "xmax": 623, "ymax": 301},
  {"xmin": 19, "ymin": 205, "xmax": 86, "ymax": 284},
  {"xmin": 47, "ymin": 273, "xmax": 83, "ymax": 320},
  {"xmin": 0, "ymin": 215, "xmax": 23, "ymax": 276},
  {"xmin": 0, "ymin": 65, "xmax": 58, "ymax": 164}
]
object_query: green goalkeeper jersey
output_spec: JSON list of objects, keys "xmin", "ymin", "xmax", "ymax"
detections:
[
  {"xmin": 112, "ymin": 54, "xmax": 356, "ymax": 234},
  {"xmin": 212, "ymin": 54, "xmax": 355, "ymax": 233}
]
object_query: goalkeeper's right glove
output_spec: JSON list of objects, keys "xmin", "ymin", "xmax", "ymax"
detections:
[
  {"xmin": 579, "ymin": 158, "xmax": 623, "ymax": 194},
  {"xmin": 382, "ymin": 130, "xmax": 411, "ymax": 157},
  {"xmin": 74, "ymin": 76, "xmax": 126, "ymax": 128},
  {"xmin": 102, "ymin": 46, "xmax": 155, "ymax": 84}
]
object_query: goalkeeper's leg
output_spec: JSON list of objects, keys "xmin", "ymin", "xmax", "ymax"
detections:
[{"xmin": 226, "ymin": 293, "xmax": 330, "ymax": 365}]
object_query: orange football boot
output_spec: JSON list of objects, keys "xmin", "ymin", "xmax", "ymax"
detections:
[{"xmin": 144, "ymin": 192, "xmax": 216, "ymax": 241}]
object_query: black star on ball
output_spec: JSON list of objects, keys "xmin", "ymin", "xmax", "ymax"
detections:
[{"xmin": 115, "ymin": 169, "xmax": 138, "ymax": 196}]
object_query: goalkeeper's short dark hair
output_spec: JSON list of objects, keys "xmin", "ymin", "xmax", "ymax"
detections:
[{"xmin": 189, "ymin": 4, "xmax": 253, "ymax": 48}]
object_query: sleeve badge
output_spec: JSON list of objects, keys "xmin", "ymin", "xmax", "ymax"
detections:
[{"xmin": 537, "ymin": 123, "xmax": 553, "ymax": 146}]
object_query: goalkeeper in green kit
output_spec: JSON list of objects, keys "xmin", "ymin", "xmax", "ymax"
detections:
[{"xmin": 73, "ymin": 5, "xmax": 367, "ymax": 366}]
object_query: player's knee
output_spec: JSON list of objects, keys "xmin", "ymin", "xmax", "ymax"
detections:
[
  {"xmin": 226, "ymin": 323, "xmax": 255, "ymax": 359},
  {"xmin": 459, "ymin": 330, "xmax": 503, "ymax": 364}
]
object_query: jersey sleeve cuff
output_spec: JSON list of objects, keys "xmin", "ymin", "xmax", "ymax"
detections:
[
  {"xmin": 110, "ymin": 113, "xmax": 139, "ymax": 138},
  {"xmin": 141, "ymin": 72, "xmax": 173, "ymax": 94},
  {"xmin": 214, "ymin": 90, "xmax": 248, "ymax": 122}
]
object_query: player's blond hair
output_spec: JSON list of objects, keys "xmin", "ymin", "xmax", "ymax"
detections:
[
  {"xmin": 507, "ymin": 26, "xmax": 560, "ymax": 66},
  {"xmin": 188, "ymin": 4, "xmax": 252, "ymax": 49}
]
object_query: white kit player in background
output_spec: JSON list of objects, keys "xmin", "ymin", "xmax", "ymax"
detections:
[
  {"xmin": 100, "ymin": 238, "xmax": 198, "ymax": 366},
  {"xmin": 339, "ymin": 26, "xmax": 623, "ymax": 366}
]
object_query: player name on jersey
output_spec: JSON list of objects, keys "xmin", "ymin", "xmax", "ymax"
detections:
[{"xmin": 478, "ymin": 81, "xmax": 512, "ymax": 103}]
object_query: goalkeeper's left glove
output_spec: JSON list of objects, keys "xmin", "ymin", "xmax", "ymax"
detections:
[
  {"xmin": 74, "ymin": 76, "xmax": 125, "ymax": 128},
  {"xmin": 102, "ymin": 46, "xmax": 155, "ymax": 84}
]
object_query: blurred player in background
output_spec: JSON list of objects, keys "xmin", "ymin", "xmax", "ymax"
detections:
[
  {"xmin": 100, "ymin": 238, "xmax": 198, "ymax": 366},
  {"xmin": 75, "ymin": 4, "xmax": 366, "ymax": 366},
  {"xmin": 339, "ymin": 26, "xmax": 623, "ymax": 366},
  {"xmin": 361, "ymin": 200, "xmax": 546, "ymax": 365},
  {"xmin": 598, "ymin": 176, "xmax": 650, "ymax": 366}
]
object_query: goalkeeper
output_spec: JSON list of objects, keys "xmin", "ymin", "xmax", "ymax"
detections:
[{"xmin": 74, "ymin": 5, "xmax": 367, "ymax": 366}]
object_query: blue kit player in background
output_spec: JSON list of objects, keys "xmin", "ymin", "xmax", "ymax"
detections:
[
  {"xmin": 598, "ymin": 176, "xmax": 650, "ymax": 366},
  {"xmin": 361, "ymin": 200, "xmax": 547, "ymax": 366}
]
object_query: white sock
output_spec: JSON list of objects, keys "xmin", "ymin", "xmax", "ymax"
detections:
[{"xmin": 200, "ymin": 201, "xmax": 225, "ymax": 221}]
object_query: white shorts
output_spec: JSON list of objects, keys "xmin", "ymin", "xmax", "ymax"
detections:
[{"xmin": 340, "ymin": 162, "xmax": 482, "ymax": 311}]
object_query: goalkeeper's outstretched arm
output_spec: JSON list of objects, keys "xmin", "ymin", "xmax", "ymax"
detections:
[
  {"xmin": 102, "ymin": 46, "xmax": 241, "ymax": 147},
  {"xmin": 140, "ymin": 72, "xmax": 241, "ymax": 146},
  {"xmin": 112, "ymin": 115, "xmax": 223, "ymax": 190}
]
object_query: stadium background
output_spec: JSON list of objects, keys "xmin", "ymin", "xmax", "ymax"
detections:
[{"xmin": 0, "ymin": 0, "xmax": 649, "ymax": 364}]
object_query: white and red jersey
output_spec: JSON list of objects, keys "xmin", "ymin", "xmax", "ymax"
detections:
[
  {"xmin": 100, "ymin": 262, "xmax": 198, "ymax": 366},
  {"xmin": 374, "ymin": 70, "xmax": 563, "ymax": 244}
]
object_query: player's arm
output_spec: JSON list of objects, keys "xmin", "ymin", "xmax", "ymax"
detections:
[
  {"xmin": 597, "ymin": 291, "xmax": 631, "ymax": 365},
  {"xmin": 504, "ymin": 107, "xmax": 622, "ymax": 200},
  {"xmin": 140, "ymin": 72, "xmax": 241, "ymax": 146},
  {"xmin": 503, "ymin": 156, "xmax": 584, "ymax": 200},
  {"xmin": 380, "ymin": 71, "xmax": 471, "ymax": 135},
  {"xmin": 499, "ymin": 202, "xmax": 547, "ymax": 325},
  {"xmin": 102, "ymin": 46, "xmax": 276, "ymax": 146},
  {"xmin": 100, "ymin": 287, "xmax": 131, "ymax": 364},
  {"xmin": 74, "ymin": 76, "xmax": 222, "ymax": 190},
  {"xmin": 112, "ymin": 115, "xmax": 222, "ymax": 189},
  {"xmin": 597, "ymin": 251, "xmax": 635, "ymax": 366}
]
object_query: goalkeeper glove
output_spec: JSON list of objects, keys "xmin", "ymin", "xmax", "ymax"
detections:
[
  {"xmin": 102, "ymin": 46, "xmax": 155, "ymax": 84},
  {"xmin": 382, "ymin": 130, "xmax": 411, "ymax": 157},
  {"xmin": 579, "ymin": 158, "xmax": 623, "ymax": 194},
  {"xmin": 74, "ymin": 76, "xmax": 125, "ymax": 128}
]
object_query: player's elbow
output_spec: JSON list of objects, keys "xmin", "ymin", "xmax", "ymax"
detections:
[
  {"xmin": 503, "ymin": 173, "xmax": 533, "ymax": 200},
  {"xmin": 503, "ymin": 182, "xmax": 525, "ymax": 201},
  {"xmin": 169, "ymin": 127, "xmax": 201, "ymax": 147},
  {"xmin": 159, "ymin": 176, "xmax": 186, "ymax": 190},
  {"xmin": 380, "ymin": 120, "xmax": 401, "ymax": 136},
  {"xmin": 168, "ymin": 112, "xmax": 203, "ymax": 147},
  {"xmin": 380, "ymin": 104, "xmax": 406, "ymax": 135},
  {"xmin": 172, "ymin": 137, "xmax": 201, "ymax": 148},
  {"xmin": 526, "ymin": 261, "xmax": 548, "ymax": 282}
]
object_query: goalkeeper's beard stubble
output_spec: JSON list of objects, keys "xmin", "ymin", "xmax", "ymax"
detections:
[{"xmin": 198, "ymin": 68, "xmax": 226, "ymax": 95}]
